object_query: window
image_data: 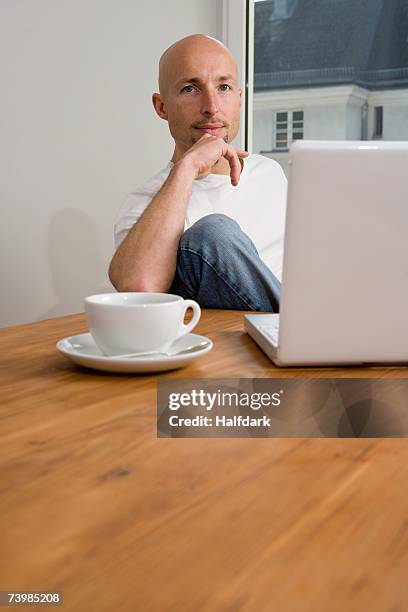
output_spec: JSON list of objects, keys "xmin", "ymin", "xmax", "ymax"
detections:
[
  {"xmin": 246, "ymin": 0, "xmax": 408, "ymax": 174},
  {"xmin": 292, "ymin": 110, "xmax": 304, "ymax": 141},
  {"xmin": 275, "ymin": 111, "xmax": 288, "ymax": 149},
  {"xmin": 373, "ymin": 106, "xmax": 383, "ymax": 139},
  {"xmin": 274, "ymin": 110, "xmax": 303, "ymax": 150}
]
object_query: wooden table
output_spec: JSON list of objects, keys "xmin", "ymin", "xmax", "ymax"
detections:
[{"xmin": 1, "ymin": 310, "xmax": 408, "ymax": 611}]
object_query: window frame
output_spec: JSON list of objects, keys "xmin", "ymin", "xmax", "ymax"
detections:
[
  {"xmin": 272, "ymin": 109, "xmax": 304, "ymax": 151},
  {"xmin": 220, "ymin": 0, "xmax": 254, "ymax": 152}
]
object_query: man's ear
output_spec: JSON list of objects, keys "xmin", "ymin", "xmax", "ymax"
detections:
[
  {"xmin": 152, "ymin": 93, "xmax": 168, "ymax": 120},
  {"xmin": 238, "ymin": 88, "xmax": 242, "ymax": 108}
]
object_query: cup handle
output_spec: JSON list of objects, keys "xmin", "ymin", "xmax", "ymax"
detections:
[{"xmin": 178, "ymin": 300, "xmax": 201, "ymax": 337}]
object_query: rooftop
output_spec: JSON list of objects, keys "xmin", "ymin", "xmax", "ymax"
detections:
[{"xmin": 254, "ymin": 0, "xmax": 408, "ymax": 90}]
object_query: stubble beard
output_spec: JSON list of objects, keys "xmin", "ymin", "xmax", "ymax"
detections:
[{"xmin": 190, "ymin": 132, "xmax": 229, "ymax": 147}]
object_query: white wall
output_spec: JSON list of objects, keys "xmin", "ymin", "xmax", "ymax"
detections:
[
  {"xmin": 368, "ymin": 90, "xmax": 408, "ymax": 140},
  {"xmin": 0, "ymin": 0, "xmax": 219, "ymax": 327},
  {"xmin": 384, "ymin": 106, "xmax": 408, "ymax": 140},
  {"xmin": 345, "ymin": 102, "xmax": 363, "ymax": 140},
  {"xmin": 305, "ymin": 105, "xmax": 347, "ymax": 140},
  {"xmin": 252, "ymin": 108, "xmax": 273, "ymax": 152}
]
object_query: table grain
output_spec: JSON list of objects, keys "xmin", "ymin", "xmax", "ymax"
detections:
[{"xmin": 1, "ymin": 310, "xmax": 408, "ymax": 612}]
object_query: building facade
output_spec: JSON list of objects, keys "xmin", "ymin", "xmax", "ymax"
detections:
[{"xmin": 253, "ymin": 0, "xmax": 408, "ymax": 173}]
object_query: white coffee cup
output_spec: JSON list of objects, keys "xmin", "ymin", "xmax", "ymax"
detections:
[{"xmin": 84, "ymin": 292, "xmax": 201, "ymax": 356}]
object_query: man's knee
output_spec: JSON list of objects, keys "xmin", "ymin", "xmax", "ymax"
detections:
[{"xmin": 179, "ymin": 213, "xmax": 242, "ymax": 252}]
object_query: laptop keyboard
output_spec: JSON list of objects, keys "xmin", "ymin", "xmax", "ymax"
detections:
[{"xmin": 259, "ymin": 322, "xmax": 280, "ymax": 346}]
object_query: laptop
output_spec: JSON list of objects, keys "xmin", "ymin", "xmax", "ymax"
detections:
[{"xmin": 245, "ymin": 140, "xmax": 408, "ymax": 366}]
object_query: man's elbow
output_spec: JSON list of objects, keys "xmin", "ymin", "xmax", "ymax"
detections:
[
  {"xmin": 108, "ymin": 263, "xmax": 169, "ymax": 293},
  {"xmin": 111, "ymin": 280, "xmax": 169, "ymax": 293},
  {"xmin": 115, "ymin": 280, "xmax": 168, "ymax": 293}
]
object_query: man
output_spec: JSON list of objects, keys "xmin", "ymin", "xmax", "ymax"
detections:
[{"xmin": 109, "ymin": 34, "xmax": 287, "ymax": 311}]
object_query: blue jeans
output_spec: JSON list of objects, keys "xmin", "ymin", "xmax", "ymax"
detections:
[{"xmin": 169, "ymin": 214, "xmax": 280, "ymax": 311}]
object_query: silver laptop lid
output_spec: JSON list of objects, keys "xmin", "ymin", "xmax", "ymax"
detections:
[{"xmin": 278, "ymin": 140, "xmax": 408, "ymax": 365}]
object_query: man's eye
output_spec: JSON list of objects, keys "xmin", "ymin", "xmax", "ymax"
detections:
[
  {"xmin": 219, "ymin": 84, "xmax": 231, "ymax": 91},
  {"xmin": 182, "ymin": 85, "xmax": 195, "ymax": 93}
]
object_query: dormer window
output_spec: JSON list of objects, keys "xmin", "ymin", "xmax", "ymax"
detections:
[{"xmin": 269, "ymin": 0, "xmax": 298, "ymax": 21}]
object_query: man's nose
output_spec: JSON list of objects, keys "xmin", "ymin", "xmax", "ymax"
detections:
[{"xmin": 200, "ymin": 89, "xmax": 219, "ymax": 116}]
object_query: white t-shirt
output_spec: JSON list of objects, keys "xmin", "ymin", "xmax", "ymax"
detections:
[{"xmin": 114, "ymin": 154, "xmax": 287, "ymax": 280}]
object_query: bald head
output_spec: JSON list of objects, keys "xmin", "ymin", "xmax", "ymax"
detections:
[
  {"xmin": 158, "ymin": 34, "xmax": 238, "ymax": 97},
  {"xmin": 152, "ymin": 34, "xmax": 242, "ymax": 160}
]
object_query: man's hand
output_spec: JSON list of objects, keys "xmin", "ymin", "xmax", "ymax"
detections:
[{"xmin": 177, "ymin": 134, "xmax": 248, "ymax": 186}]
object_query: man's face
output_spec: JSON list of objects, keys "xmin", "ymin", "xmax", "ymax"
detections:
[{"xmin": 155, "ymin": 40, "xmax": 242, "ymax": 158}]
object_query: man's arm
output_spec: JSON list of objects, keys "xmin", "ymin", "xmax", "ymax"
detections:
[
  {"xmin": 108, "ymin": 134, "xmax": 248, "ymax": 293},
  {"xmin": 109, "ymin": 161, "xmax": 194, "ymax": 292}
]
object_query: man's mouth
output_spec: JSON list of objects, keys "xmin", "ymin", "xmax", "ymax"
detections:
[{"xmin": 194, "ymin": 124, "xmax": 225, "ymax": 135}]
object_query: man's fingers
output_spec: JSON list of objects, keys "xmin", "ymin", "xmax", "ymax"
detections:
[
  {"xmin": 192, "ymin": 136, "xmax": 248, "ymax": 185},
  {"xmin": 224, "ymin": 146, "xmax": 242, "ymax": 186},
  {"xmin": 227, "ymin": 147, "xmax": 249, "ymax": 185}
]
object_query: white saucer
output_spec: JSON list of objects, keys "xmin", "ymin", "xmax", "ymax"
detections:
[{"xmin": 56, "ymin": 332, "xmax": 213, "ymax": 373}]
